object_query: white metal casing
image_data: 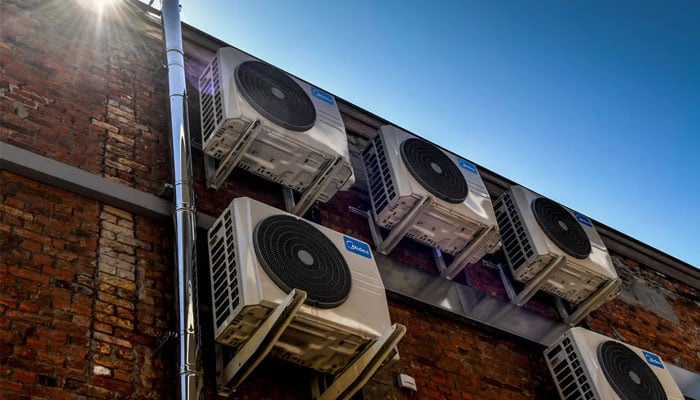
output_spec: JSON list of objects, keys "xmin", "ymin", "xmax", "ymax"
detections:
[
  {"xmin": 198, "ymin": 47, "xmax": 354, "ymax": 201},
  {"xmin": 362, "ymin": 125, "xmax": 500, "ymax": 260},
  {"xmin": 494, "ymin": 185, "xmax": 619, "ymax": 304},
  {"xmin": 208, "ymin": 197, "xmax": 392, "ymax": 374},
  {"xmin": 545, "ymin": 327, "xmax": 684, "ymax": 400}
]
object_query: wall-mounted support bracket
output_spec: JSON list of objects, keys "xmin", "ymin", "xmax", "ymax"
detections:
[
  {"xmin": 489, "ymin": 257, "xmax": 621, "ymax": 326},
  {"xmin": 378, "ymin": 197, "xmax": 430, "ymax": 254},
  {"xmin": 282, "ymin": 187, "xmax": 297, "ymax": 214},
  {"xmin": 287, "ymin": 156, "xmax": 345, "ymax": 217},
  {"xmin": 437, "ymin": 225, "xmax": 497, "ymax": 280},
  {"xmin": 512, "ymin": 255, "xmax": 566, "ymax": 306},
  {"xmin": 483, "ymin": 260, "xmax": 516, "ymax": 300},
  {"xmin": 311, "ymin": 323, "xmax": 407, "ymax": 400},
  {"xmin": 348, "ymin": 207, "xmax": 383, "ymax": 251},
  {"xmin": 349, "ymin": 197, "xmax": 431, "ymax": 255},
  {"xmin": 553, "ymin": 297, "xmax": 570, "ymax": 321},
  {"xmin": 205, "ymin": 119, "xmax": 262, "ymax": 190},
  {"xmin": 216, "ymin": 289, "xmax": 307, "ymax": 396},
  {"xmin": 564, "ymin": 278, "xmax": 620, "ymax": 325}
]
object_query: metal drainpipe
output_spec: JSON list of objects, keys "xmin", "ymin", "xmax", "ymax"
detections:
[{"xmin": 160, "ymin": 1, "xmax": 203, "ymax": 399}]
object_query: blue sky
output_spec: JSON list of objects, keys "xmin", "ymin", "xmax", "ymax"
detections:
[{"xmin": 179, "ymin": 0, "xmax": 700, "ymax": 267}]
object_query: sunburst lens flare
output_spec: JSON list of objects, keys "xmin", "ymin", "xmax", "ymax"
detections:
[{"xmin": 75, "ymin": 0, "xmax": 119, "ymax": 12}]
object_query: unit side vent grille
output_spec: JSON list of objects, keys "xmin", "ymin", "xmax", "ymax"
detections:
[
  {"xmin": 495, "ymin": 192, "xmax": 533, "ymax": 269},
  {"xmin": 209, "ymin": 209, "xmax": 240, "ymax": 328},
  {"xmin": 546, "ymin": 338, "xmax": 595, "ymax": 400},
  {"xmin": 199, "ymin": 56, "xmax": 224, "ymax": 144},
  {"xmin": 363, "ymin": 134, "xmax": 396, "ymax": 214}
]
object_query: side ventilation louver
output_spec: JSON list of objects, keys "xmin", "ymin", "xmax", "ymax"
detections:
[
  {"xmin": 545, "ymin": 337, "xmax": 595, "ymax": 400},
  {"xmin": 199, "ymin": 56, "xmax": 223, "ymax": 144},
  {"xmin": 208, "ymin": 209, "xmax": 240, "ymax": 329},
  {"xmin": 494, "ymin": 191, "xmax": 533, "ymax": 271},
  {"xmin": 362, "ymin": 134, "xmax": 396, "ymax": 215}
]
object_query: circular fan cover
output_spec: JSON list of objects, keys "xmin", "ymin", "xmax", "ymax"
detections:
[
  {"xmin": 531, "ymin": 198, "xmax": 591, "ymax": 259},
  {"xmin": 400, "ymin": 138, "xmax": 468, "ymax": 203},
  {"xmin": 598, "ymin": 341, "xmax": 667, "ymax": 400},
  {"xmin": 253, "ymin": 215, "xmax": 352, "ymax": 308},
  {"xmin": 235, "ymin": 61, "xmax": 316, "ymax": 131}
]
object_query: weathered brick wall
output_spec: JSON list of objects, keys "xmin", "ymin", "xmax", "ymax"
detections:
[
  {"xmin": 378, "ymin": 301, "xmax": 558, "ymax": 400},
  {"xmin": 0, "ymin": 171, "xmax": 173, "ymax": 399},
  {"xmin": 0, "ymin": 0, "xmax": 170, "ymax": 194},
  {"xmin": 1, "ymin": 171, "xmax": 100, "ymax": 399},
  {"xmin": 1, "ymin": 1, "xmax": 699, "ymax": 400},
  {"xmin": 587, "ymin": 256, "xmax": 700, "ymax": 372}
]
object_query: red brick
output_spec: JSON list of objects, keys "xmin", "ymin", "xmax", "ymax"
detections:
[
  {"xmin": 25, "ymin": 338, "xmax": 47, "ymax": 350},
  {"xmin": 92, "ymin": 376, "xmax": 132, "ymax": 393},
  {"xmin": 18, "ymin": 301, "xmax": 40, "ymax": 313},
  {"xmin": 12, "ymin": 369, "xmax": 36, "ymax": 383},
  {"xmin": 0, "ymin": 378, "xmax": 23, "ymax": 393},
  {"xmin": 8, "ymin": 266, "xmax": 50, "ymax": 284},
  {"xmin": 36, "ymin": 328, "xmax": 68, "ymax": 344},
  {"xmin": 93, "ymin": 332, "xmax": 132, "ymax": 349},
  {"xmin": 36, "ymin": 352, "xmax": 66, "ymax": 366}
]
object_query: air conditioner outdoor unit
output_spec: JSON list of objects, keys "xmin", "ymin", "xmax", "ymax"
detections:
[
  {"xmin": 362, "ymin": 125, "xmax": 500, "ymax": 262},
  {"xmin": 494, "ymin": 185, "xmax": 620, "ymax": 304},
  {"xmin": 207, "ymin": 197, "xmax": 393, "ymax": 375},
  {"xmin": 198, "ymin": 47, "xmax": 354, "ymax": 201},
  {"xmin": 495, "ymin": 185, "xmax": 621, "ymax": 305},
  {"xmin": 545, "ymin": 327, "xmax": 684, "ymax": 400}
]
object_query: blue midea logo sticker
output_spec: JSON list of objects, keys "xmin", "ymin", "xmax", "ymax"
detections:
[
  {"xmin": 642, "ymin": 351, "xmax": 664, "ymax": 369},
  {"xmin": 311, "ymin": 87, "xmax": 334, "ymax": 105},
  {"xmin": 457, "ymin": 158, "xmax": 478, "ymax": 174},
  {"xmin": 344, "ymin": 236, "xmax": 372, "ymax": 259},
  {"xmin": 574, "ymin": 212, "xmax": 593, "ymax": 227}
]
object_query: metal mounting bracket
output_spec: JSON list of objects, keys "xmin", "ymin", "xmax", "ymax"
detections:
[
  {"xmin": 216, "ymin": 289, "xmax": 307, "ymax": 396},
  {"xmin": 205, "ymin": 119, "xmax": 262, "ymax": 190},
  {"xmin": 282, "ymin": 187, "xmax": 296, "ymax": 214},
  {"xmin": 483, "ymin": 260, "xmax": 516, "ymax": 300},
  {"xmin": 564, "ymin": 278, "xmax": 620, "ymax": 325},
  {"xmin": 287, "ymin": 156, "xmax": 345, "ymax": 217},
  {"xmin": 489, "ymin": 258, "xmax": 621, "ymax": 326},
  {"xmin": 553, "ymin": 297, "xmax": 570, "ymax": 321},
  {"xmin": 347, "ymin": 207, "xmax": 383, "ymax": 252},
  {"xmin": 311, "ymin": 323, "xmax": 407, "ymax": 400},
  {"xmin": 512, "ymin": 255, "xmax": 566, "ymax": 306},
  {"xmin": 436, "ymin": 225, "xmax": 497, "ymax": 280},
  {"xmin": 349, "ymin": 196, "xmax": 431, "ymax": 255}
]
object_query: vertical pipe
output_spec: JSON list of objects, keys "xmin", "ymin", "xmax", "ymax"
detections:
[{"xmin": 160, "ymin": 1, "xmax": 203, "ymax": 399}]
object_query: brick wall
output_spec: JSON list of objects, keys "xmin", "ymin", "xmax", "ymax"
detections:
[
  {"xmin": 0, "ymin": 0, "xmax": 170, "ymax": 194},
  {"xmin": 1, "ymin": 1, "xmax": 698, "ymax": 399},
  {"xmin": 587, "ymin": 256, "xmax": 700, "ymax": 372},
  {"xmin": 0, "ymin": 171, "xmax": 173, "ymax": 399}
]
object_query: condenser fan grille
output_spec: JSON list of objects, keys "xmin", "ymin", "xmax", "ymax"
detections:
[
  {"xmin": 253, "ymin": 215, "xmax": 351, "ymax": 308},
  {"xmin": 598, "ymin": 341, "xmax": 667, "ymax": 400},
  {"xmin": 400, "ymin": 138, "xmax": 468, "ymax": 203},
  {"xmin": 235, "ymin": 61, "xmax": 316, "ymax": 131},
  {"xmin": 531, "ymin": 198, "xmax": 591, "ymax": 259}
]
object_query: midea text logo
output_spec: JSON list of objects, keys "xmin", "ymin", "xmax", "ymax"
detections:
[
  {"xmin": 344, "ymin": 236, "xmax": 372, "ymax": 259},
  {"xmin": 311, "ymin": 87, "xmax": 334, "ymax": 105}
]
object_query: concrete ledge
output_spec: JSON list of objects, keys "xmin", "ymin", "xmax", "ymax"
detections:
[{"xmin": 0, "ymin": 141, "xmax": 209, "ymax": 229}]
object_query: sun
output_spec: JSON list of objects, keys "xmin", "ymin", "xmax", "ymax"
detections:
[{"xmin": 75, "ymin": 0, "xmax": 120, "ymax": 15}]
